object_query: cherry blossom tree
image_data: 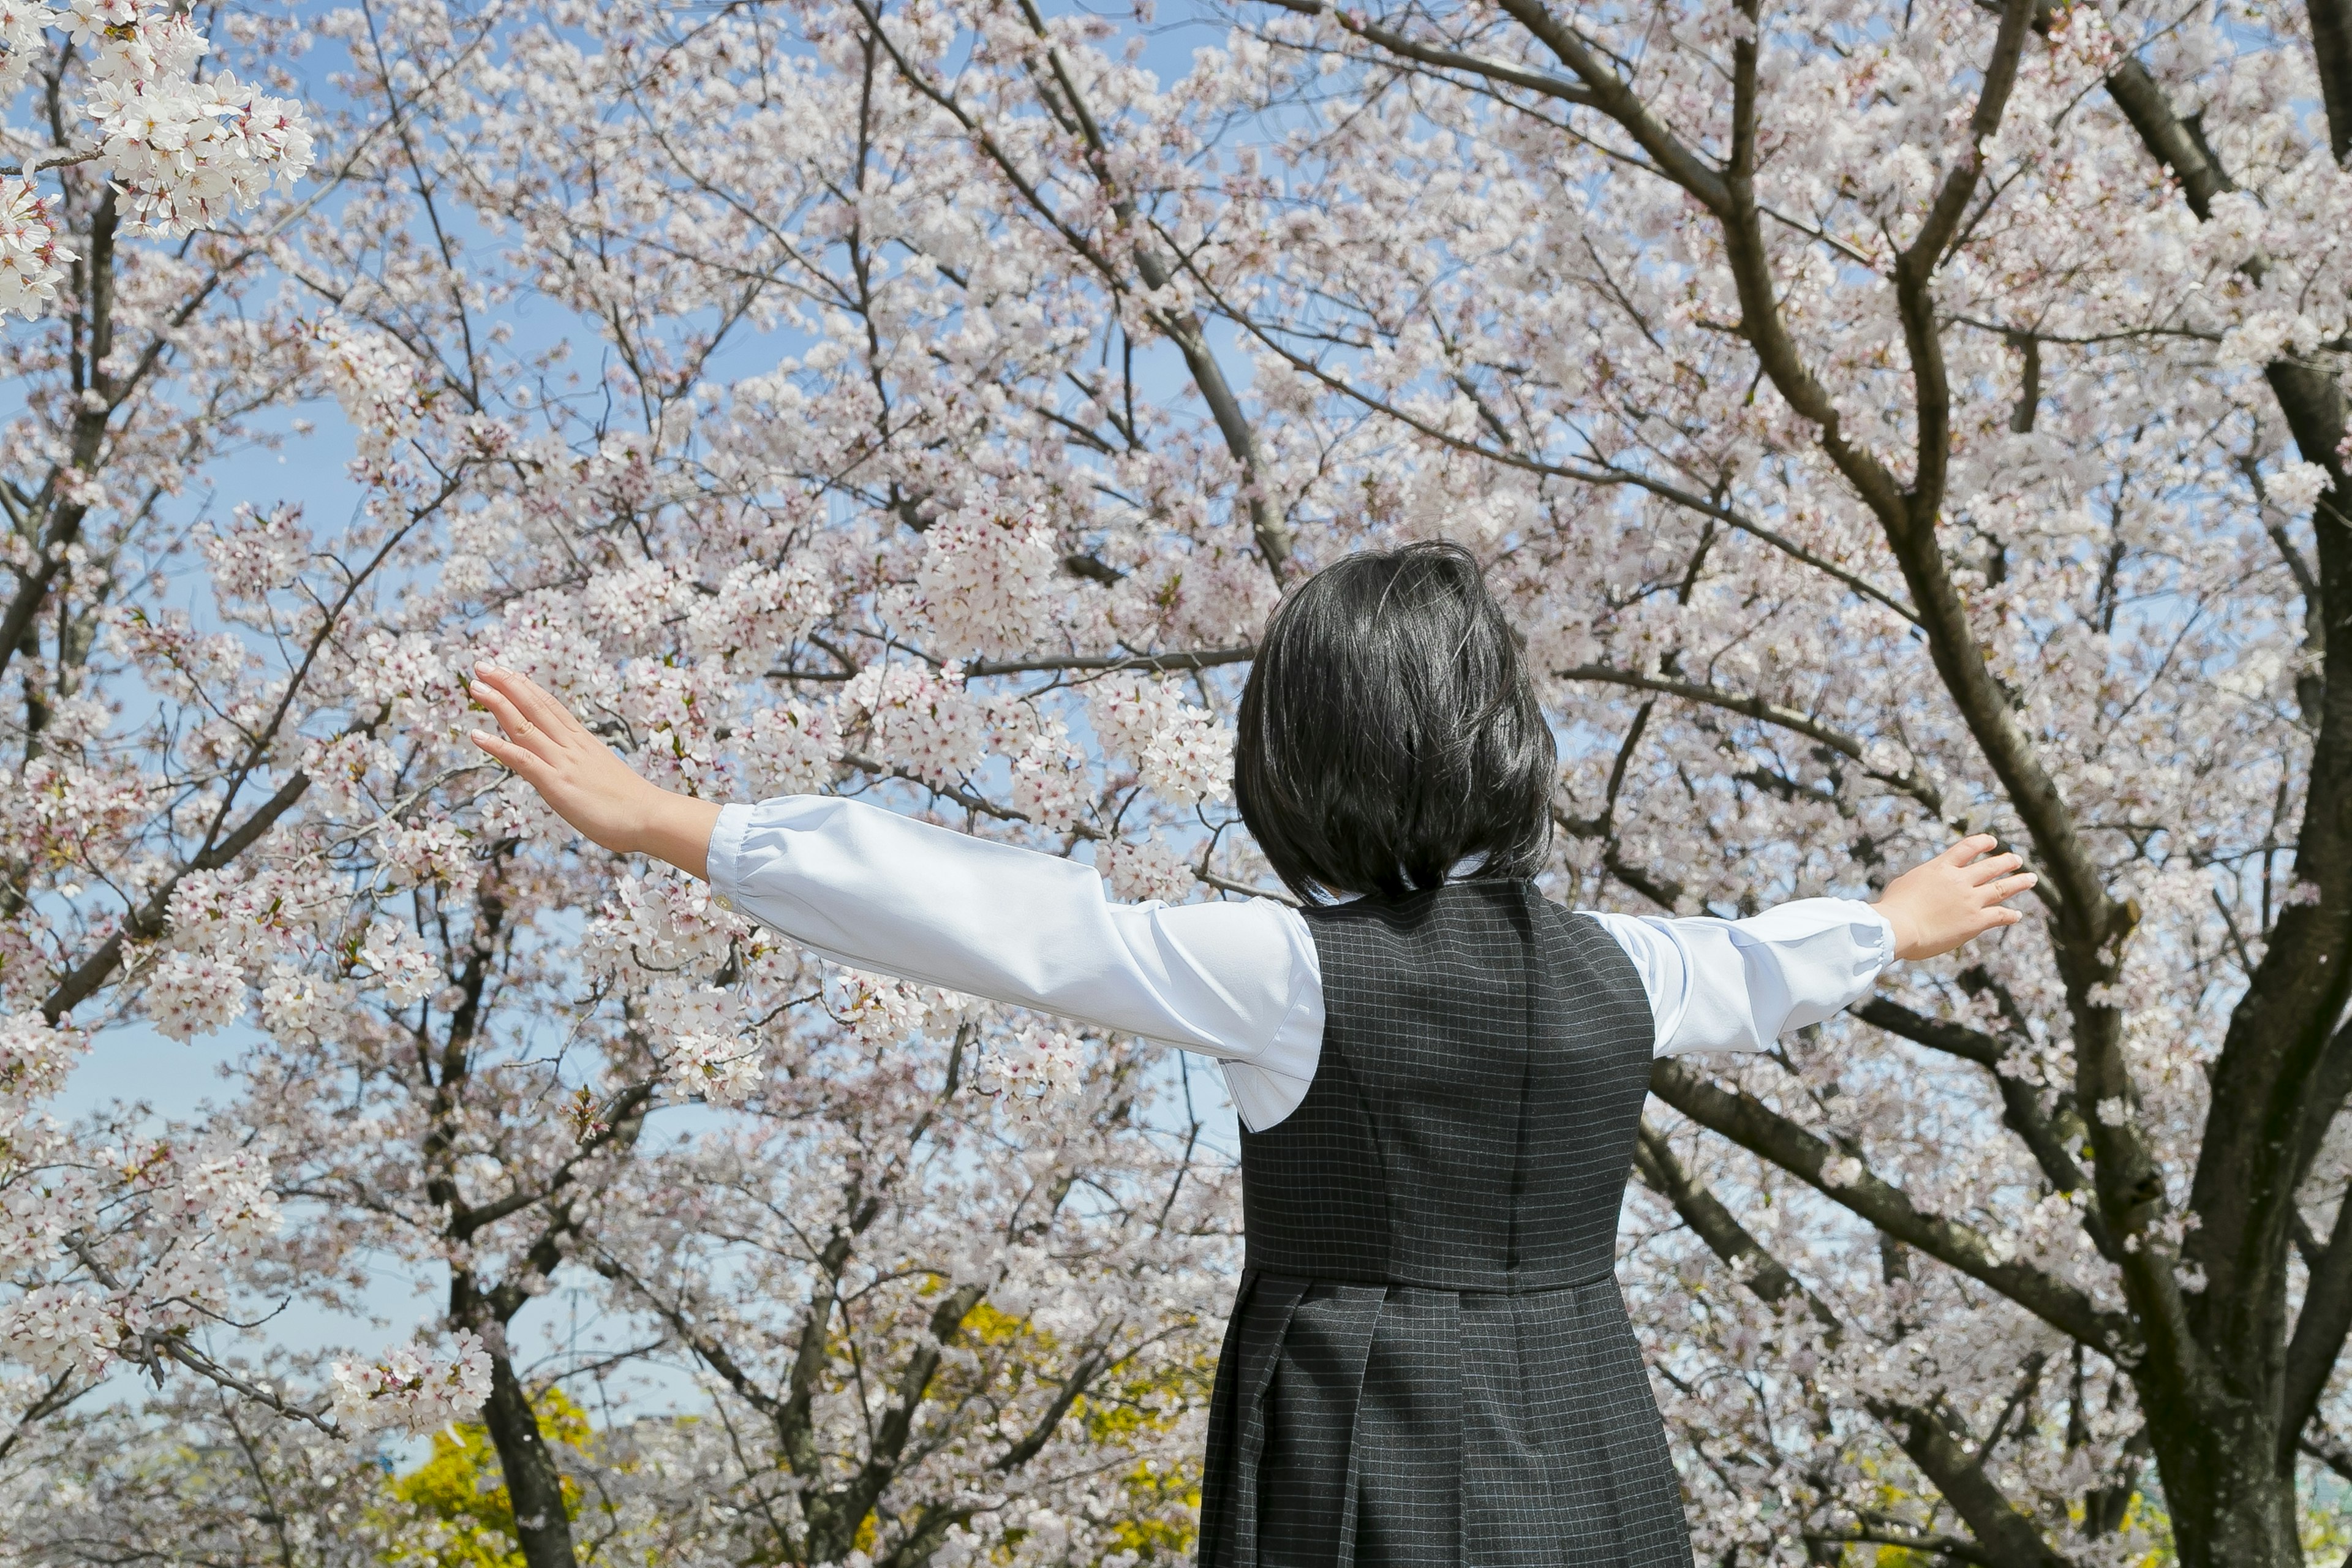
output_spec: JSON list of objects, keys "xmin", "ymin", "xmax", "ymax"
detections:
[
  {"xmin": 0, "ymin": 0, "xmax": 505, "ymax": 1455},
  {"xmin": 7, "ymin": 0, "xmax": 2351, "ymax": 1562},
  {"xmin": 1179, "ymin": 0, "xmax": 2348, "ymax": 1562},
  {"xmin": 11, "ymin": 2, "xmax": 1250, "ymax": 1562}
]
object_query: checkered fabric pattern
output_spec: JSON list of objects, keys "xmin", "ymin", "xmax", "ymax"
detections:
[{"xmin": 1197, "ymin": 882, "xmax": 1692, "ymax": 1567}]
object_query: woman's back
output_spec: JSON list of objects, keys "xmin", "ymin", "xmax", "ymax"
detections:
[
  {"xmin": 1202, "ymin": 882, "xmax": 1691, "ymax": 1568},
  {"xmin": 466, "ymin": 540, "xmax": 2034, "ymax": 1568},
  {"xmin": 1243, "ymin": 882, "xmax": 1655, "ymax": 1289}
]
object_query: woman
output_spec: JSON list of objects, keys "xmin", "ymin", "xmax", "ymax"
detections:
[{"xmin": 468, "ymin": 541, "xmax": 2032, "ymax": 1567}]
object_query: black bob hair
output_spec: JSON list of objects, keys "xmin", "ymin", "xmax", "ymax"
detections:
[{"xmin": 1235, "ymin": 541, "xmax": 1555, "ymax": 904}]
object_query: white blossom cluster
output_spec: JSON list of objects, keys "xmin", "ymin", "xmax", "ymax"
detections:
[
  {"xmin": 0, "ymin": 1061, "xmax": 282, "ymax": 1386},
  {"xmin": 1088, "ymin": 674, "xmax": 1235, "ymax": 806},
  {"xmin": 4, "ymin": 0, "xmax": 2348, "ymax": 1553},
  {"xmin": 0, "ymin": 0, "xmax": 314, "ymax": 322},
  {"xmin": 1100, "ymin": 834, "xmax": 1194, "ymax": 905},
  {"xmin": 72, "ymin": 0, "xmax": 313, "ymax": 236},
  {"xmin": 737, "ymin": 698, "xmax": 839, "ymax": 798},
  {"xmin": 326, "ymin": 1330, "xmax": 494, "ymax": 1434},
  {"xmin": 832, "ymin": 968, "xmax": 949, "ymax": 1050},
  {"xmin": 835, "ymin": 665, "xmax": 990, "ymax": 790},
  {"xmin": 913, "ymin": 503, "xmax": 1061, "ymax": 657},
  {"xmin": 0, "ymin": 178, "xmax": 68, "ymax": 317},
  {"xmin": 311, "ymin": 314, "xmax": 424, "ymax": 463},
  {"xmin": 685, "ymin": 559, "xmax": 832, "ymax": 666},
  {"xmin": 969, "ymin": 1026, "xmax": 1086, "ymax": 1120},
  {"xmin": 199, "ymin": 503, "xmax": 311, "ymax": 611}
]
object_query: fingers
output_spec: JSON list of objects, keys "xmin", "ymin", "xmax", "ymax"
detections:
[
  {"xmin": 478, "ymin": 664, "xmax": 579, "ymax": 740},
  {"xmin": 467, "ymin": 676, "xmax": 541, "ymax": 750},
  {"xmin": 1942, "ymin": 832, "xmax": 1999, "ymax": 864},
  {"xmin": 1940, "ymin": 837, "xmax": 2034, "ymax": 891},
  {"xmin": 1983, "ymin": 870, "xmax": 2038, "ymax": 904},
  {"xmin": 1962, "ymin": 850, "xmax": 2024, "ymax": 886}
]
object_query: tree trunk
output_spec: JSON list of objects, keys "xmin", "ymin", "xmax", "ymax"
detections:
[
  {"xmin": 2155, "ymin": 1442, "xmax": 2302, "ymax": 1567},
  {"xmin": 478, "ymin": 1351, "xmax": 578, "ymax": 1568}
]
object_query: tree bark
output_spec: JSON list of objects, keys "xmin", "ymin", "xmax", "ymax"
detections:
[
  {"xmin": 477, "ymin": 1352, "xmax": 579, "ymax": 1568},
  {"xmin": 2101, "ymin": 42, "xmax": 2352, "ymax": 1568}
]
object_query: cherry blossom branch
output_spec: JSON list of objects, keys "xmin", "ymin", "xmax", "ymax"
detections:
[
  {"xmin": 1259, "ymin": 0, "xmax": 1883, "ymax": 266},
  {"xmin": 1012, "ymin": 0, "xmax": 1292, "ymax": 578},
  {"xmin": 1552, "ymin": 663, "xmax": 1949, "ymax": 817},
  {"xmin": 586, "ymin": 1032, "xmax": 1092, "ymax": 1563},
  {"xmin": 1713, "ymin": 2, "xmax": 1899, "ymax": 501},
  {"xmin": 839, "ymin": 752, "xmax": 1102, "ymax": 840},
  {"xmin": 1549, "ymin": 704, "xmax": 1692, "ymax": 910},
  {"xmin": 793, "ymin": 644, "xmax": 1256, "ymax": 685},
  {"xmin": 0, "ymin": 138, "xmax": 363, "ymax": 696},
  {"xmin": 1258, "ymin": 0, "xmax": 1596, "ymax": 105},
  {"xmin": 1479, "ymin": 0, "xmax": 1730, "ymax": 211},
  {"xmin": 40, "ymin": 767, "xmax": 314, "ymax": 1023},
  {"xmin": 1635, "ymin": 1124, "xmax": 2079, "ymax": 1564},
  {"xmin": 38, "ymin": 471, "xmax": 449, "ymax": 1022},
  {"xmin": 837, "ymin": 751, "xmax": 1268, "ymax": 903},
  {"xmin": 445, "ymin": 1083, "xmax": 658, "ymax": 1242},
  {"xmin": 1890, "ymin": 0, "xmax": 2037, "ymax": 509},
  {"xmin": 2301, "ymin": 1428, "xmax": 2352, "ymax": 1486},
  {"xmin": 1196, "ymin": 867, "xmax": 1298, "ymax": 905},
  {"xmin": 1157, "ymin": 247, "xmax": 1921, "ymax": 625},
  {"xmin": 827, "ymin": 1280, "xmax": 985, "ymax": 1537},
  {"xmin": 989, "ymin": 1338, "xmax": 1116, "ymax": 1471},
  {"xmin": 324, "ymin": 761, "xmax": 503, "ymax": 853},
  {"xmin": 1849, "ymin": 997, "xmax": 2005, "ymax": 1067},
  {"xmin": 1647, "ymin": 1058, "xmax": 2130, "ymax": 1352},
  {"xmin": 0, "ymin": 1370, "xmax": 88, "ymax": 1463},
  {"xmin": 2306, "ymin": 0, "xmax": 2352, "ymax": 162},
  {"xmin": 1632, "ymin": 1120, "xmax": 1838, "ymax": 1330},
  {"xmin": 60, "ymin": 1236, "xmax": 344, "ymax": 1439},
  {"xmin": 1714, "ymin": 0, "xmax": 2127, "ymax": 978},
  {"xmin": 1869, "ymin": 1399, "xmax": 2076, "ymax": 1567},
  {"xmin": 846, "ymin": 0, "xmax": 1294, "ymax": 578},
  {"xmin": 2103, "ymin": 58, "xmax": 2236, "ymax": 222},
  {"xmin": 1554, "ymin": 806, "xmax": 1687, "ymax": 912},
  {"xmin": 0, "ymin": 146, "xmax": 100, "ymax": 178},
  {"xmin": 1854, "ymin": 998, "xmax": 2112, "ymax": 1259},
  {"xmin": 961, "ymin": 646, "xmax": 1257, "ymax": 678},
  {"xmin": 1803, "ymin": 1527, "xmax": 1999, "ymax": 1565}
]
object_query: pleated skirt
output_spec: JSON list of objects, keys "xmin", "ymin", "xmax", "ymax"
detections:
[{"xmin": 1196, "ymin": 1270, "xmax": 1692, "ymax": 1567}]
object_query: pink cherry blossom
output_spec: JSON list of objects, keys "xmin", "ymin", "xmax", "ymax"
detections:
[{"xmin": 2, "ymin": 0, "xmax": 2346, "ymax": 1559}]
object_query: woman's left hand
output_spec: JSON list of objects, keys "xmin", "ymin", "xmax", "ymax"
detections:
[{"xmin": 1872, "ymin": 835, "xmax": 2037, "ymax": 961}]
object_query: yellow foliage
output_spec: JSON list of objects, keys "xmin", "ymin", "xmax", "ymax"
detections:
[
  {"xmin": 374, "ymin": 1387, "xmax": 590, "ymax": 1568},
  {"xmin": 1073, "ymin": 1341, "xmax": 1215, "ymax": 1563},
  {"xmin": 922, "ymin": 1291, "xmax": 1212, "ymax": 1565}
]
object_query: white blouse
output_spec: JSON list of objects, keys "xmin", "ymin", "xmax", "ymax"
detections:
[{"xmin": 705, "ymin": 796, "xmax": 1896, "ymax": 1131}]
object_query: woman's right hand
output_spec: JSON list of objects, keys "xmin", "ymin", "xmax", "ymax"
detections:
[{"xmin": 467, "ymin": 665, "xmax": 722, "ymax": 878}]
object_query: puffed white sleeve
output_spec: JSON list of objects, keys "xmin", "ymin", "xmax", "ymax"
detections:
[
  {"xmin": 704, "ymin": 796, "xmax": 1323, "ymax": 1124},
  {"xmin": 1584, "ymin": 899, "xmax": 1896, "ymax": 1057}
]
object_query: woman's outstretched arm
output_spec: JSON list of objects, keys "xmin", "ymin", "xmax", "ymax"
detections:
[
  {"xmin": 1594, "ymin": 835, "xmax": 2038, "ymax": 1058},
  {"xmin": 464, "ymin": 665, "xmax": 1322, "ymax": 1123}
]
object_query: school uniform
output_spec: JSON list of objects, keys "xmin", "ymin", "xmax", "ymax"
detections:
[{"xmin": 705, "ymin": 796, "xmax": 1895, "ymax": 1568}]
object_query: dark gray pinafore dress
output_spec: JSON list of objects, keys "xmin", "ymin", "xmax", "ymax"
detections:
[{"xmin": 1197, "ymin": 881, "xmax": 1692, "ymax": 1567}]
